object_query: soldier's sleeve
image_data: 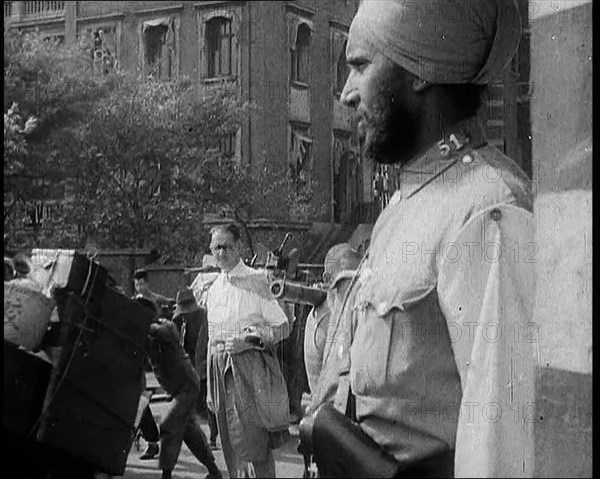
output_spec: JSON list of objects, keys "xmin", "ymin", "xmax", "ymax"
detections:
[{"xmin": 437, "ymin": 204, "xmax": 536, "ymax": 478}]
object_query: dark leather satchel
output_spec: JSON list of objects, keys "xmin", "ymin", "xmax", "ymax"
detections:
[
  {"xmin": 299, "ymin": 402, "xmax": 455, "ymax": 478},
  {"xmin": 299, "ymin": 402, "xmax": 400, "ymax": 478}
]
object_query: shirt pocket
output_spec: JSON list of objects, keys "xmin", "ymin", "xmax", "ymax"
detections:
[{"xmin": 350, "ymin": 281, "xmax": 437, "ymax": 397}]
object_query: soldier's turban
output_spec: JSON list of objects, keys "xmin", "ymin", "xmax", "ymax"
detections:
[{"xmin": 350, "ymin": 0, "xmax": 521, "ymax": 85}]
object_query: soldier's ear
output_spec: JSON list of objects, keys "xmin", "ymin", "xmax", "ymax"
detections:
[{"xmin": 412, "ymin": 78, "xmax": 431, "ymax": 93}]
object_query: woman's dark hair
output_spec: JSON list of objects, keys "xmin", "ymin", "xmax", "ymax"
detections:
[
  {"xmin": 210, "ymin": 223, "xmax": 241, "ymax": 242},
  {"xmin": 439, "ymin": 84, "xmax": 488, "ymax": 117}
]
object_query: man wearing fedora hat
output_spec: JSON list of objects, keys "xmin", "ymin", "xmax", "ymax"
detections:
[{"xmin": 172, "ymin": 289, "xmax": 202, "ymax": 364}]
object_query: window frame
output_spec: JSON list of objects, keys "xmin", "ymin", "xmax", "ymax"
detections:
[
  {"xmin": 206, "ymin": 16, "xmax": 235, "ymax": 79},
  {"xmin": 290, "ymin": 22, "xmax": 311, "ymax": 86},
  {"xmin": 288, "ymin": 122, "xmax": 313, "ymax": 183},
  {"xmin": 219, "ymin": 128, "xmax": 241, "ymax": 163},
  {"xmin": 288, "ymin": 14, "xmax": 314, "ymax": 88},
  {"xmin": 139, "ymin": 16, "xmax": 180, "ymax": 81},
  {"xmin": 330, "ymin": 25, "xmax": 350, "ymax": 97},
  {"xmin": 197, "ymin": 7, "xmax": 241, "ymax": 83}
]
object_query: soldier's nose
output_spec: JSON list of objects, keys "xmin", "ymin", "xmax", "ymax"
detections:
[{"xmin": 340, "ymin": 78, "xmax": 359, "ymax": 108}]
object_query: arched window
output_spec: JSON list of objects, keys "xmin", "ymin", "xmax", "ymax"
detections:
[
  {"xmin": 291, "ymin": 23, "xmax": 311, "ymax": 84},
  {"xmin": 143, "ymin": 18, "xmax": 176, "ymax": 81},
  {"xmin": 145, "ymin": 24, "xmax": 168, "ymax": 69},
  {"xmin": 206, "ymin": 17, "xmax": 234, "ymax": 78},
  {"xmin": 336, "ymin": 40, "xmax": 349, "ymax": 93}
]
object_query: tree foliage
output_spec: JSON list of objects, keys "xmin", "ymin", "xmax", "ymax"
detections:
[{"xmin": 4, "ymin": 29, "xmax": 321, "ymax": 263}]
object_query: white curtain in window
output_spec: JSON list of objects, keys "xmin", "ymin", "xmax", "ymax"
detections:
[
  {"xmin": 142, "ymin": 17, "xmax": 171, "ymax": 31},
  {"xmin": 332, "ymin": 30, "xmax": 348, "ymax": 63},
  {"xmin": 332, "ymin": 29, "xmax": 349, "ymax": 91},
  {"xmin": 141, "ymin": 16, "xmax": 179, "ymax": 80},
  {"xmin": 291, "ymin": 130, "xmax": 313, "ymax": 177}
]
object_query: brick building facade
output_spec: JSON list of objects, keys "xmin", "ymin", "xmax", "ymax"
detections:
[{"xmin": 5, "ymin": 1, "xmax": 532, "ymax": 262}]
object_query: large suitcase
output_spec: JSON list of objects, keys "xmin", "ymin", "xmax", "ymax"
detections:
[
  {"xmin": 36, "ymin": 275, "xmax": 153, "ymax": 474},
  {"xmin": 3, "ymin": 340, "xmax": 52, "ymax": 438}
]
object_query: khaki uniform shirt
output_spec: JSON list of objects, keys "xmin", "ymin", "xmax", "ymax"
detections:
[
  {"xmin": 304, "ymin": 302, "xmax": 331, "ymax": 394},
  {"xmin": 310, "ymin": 116, "xmax": 535, "ymax": 477}
]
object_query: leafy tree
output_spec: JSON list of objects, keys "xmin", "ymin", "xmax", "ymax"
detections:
[
  {"xmin": 4, "ymin": 28, "xmax": 113, "ymax": 246},
  {"xmin": 4, "ymin": 29, "xmax": 322, "ymax": 263},
  {"xmin": 4, "ymin": 102, "xmax": 38, "ymax": 238}
]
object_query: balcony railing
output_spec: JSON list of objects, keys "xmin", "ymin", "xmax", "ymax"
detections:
[
  {"xmin": 25, "ymin": 1, "xmax": 65, "ymax": 17},
  {"xmin": 4, "ymin": 2, "xmax": 16, "ymax": 20},
  {"xmin": 4, "ymin": 1, "xmax": 65, "ymax": 23}
]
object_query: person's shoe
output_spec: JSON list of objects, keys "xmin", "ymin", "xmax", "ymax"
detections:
[
  {"xmin": 209, "ymin": 440, "xmax": 220, "ymax": 450},
  {"xmin": 140, "ymin": 442, "xmax": 159, "ymax": 460}
]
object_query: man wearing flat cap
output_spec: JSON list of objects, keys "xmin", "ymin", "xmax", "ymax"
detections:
[{"xmin": 304, "ymin": 1, "xmax": 535, "ymax": 477}]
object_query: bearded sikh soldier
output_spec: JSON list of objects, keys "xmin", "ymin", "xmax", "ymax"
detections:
[{"xmin": 302, "ymin": 1, "xmax": 535, "ymax": 477}]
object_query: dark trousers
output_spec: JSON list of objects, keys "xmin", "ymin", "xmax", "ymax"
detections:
[
  {"xmin": 199, "ymin": 377, "xmax": 219, "ymax": 443},
  {"xmin": 160, "ymin": 384, "xmax": 218, "ymax": 473},
  {"xmin": 139, "ymin": 404, "xmax": 160, "ymax": 443}
]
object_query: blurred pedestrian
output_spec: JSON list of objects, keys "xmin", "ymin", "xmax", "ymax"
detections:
[
  {"xmin": 172, "ymin": 288, "xmax": 219, "ymax": 448},
  {"xmin": 133, "ymin": 269, "xmax": 173, "ymax": 317},
  {"xmin": 148, "ymin": 316, "xmax": 222, "ymax": 479},
  {"xmin": 303, "ymin": 243, "xmax": 361, "ymax": 402},
  {"xmin": 133, "ymin": 296, "xmax": 161, "ymax": 461}
]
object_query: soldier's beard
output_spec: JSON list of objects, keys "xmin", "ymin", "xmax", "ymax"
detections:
[{"xmin": 361, "ymin": 99, "xmax": 421, "ymax": 166}]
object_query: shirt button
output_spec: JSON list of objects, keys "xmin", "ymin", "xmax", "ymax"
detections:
[
  {"xmin": 490, "ymin": 208, "xmax": 502, "ymax": 222},
  {"xmin": 462, "ymin": 154, "xmax": 473, "ymax": 164}
]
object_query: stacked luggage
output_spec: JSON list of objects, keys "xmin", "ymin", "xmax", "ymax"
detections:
[{"xmin": 4, "ymin": 250, "xmax": 154, "ymax": 478}]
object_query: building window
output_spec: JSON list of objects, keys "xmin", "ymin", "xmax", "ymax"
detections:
[
  {"xmin": 289, "ymin": 125, "xmax": 312, "ymax": 183},
  {"xmin": 333, "ymin": 131, "xmax": 359, "ymax": 222},
  {"xmin": 481, "ymin": 84, "xmax": 506, "ymax": 152},
  {"xmin": 143, "ymin": 18, "xmax": 176, "ymax": 80},
  {"xmin": 335, "ymin": 39, "xmax": 349, "ymax": 94},
  {"xmin": 145, "ymin": 24, "xmax": 168, "ymax": 76},
  {"xmin": 206, "ymin": 17, "xmax": 234, "ymax": 78},
  {"xmin": 4, "ymin": 2, "xmax": 14, "ymax": 18},
  {"xmin": 220, "ymin": 132, "xmax": 236, "ymax": 158},
  {"xmin": 24, "ymin": 201, "xmax": 62, "ymax": 227},
  {"xmin": 291, "ymin": 23, "xmax": 311, "ymax": 84}
]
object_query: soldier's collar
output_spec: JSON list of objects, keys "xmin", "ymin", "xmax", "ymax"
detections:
[
  {"xmin": 328, "ymin": 270, "xmax": 358, "ymax": 291},
  {"xmin": 392, "ymin": 116, "xmax": 487, "ymax": 203}
]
